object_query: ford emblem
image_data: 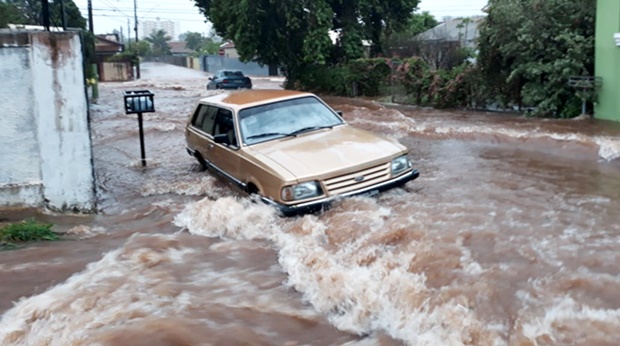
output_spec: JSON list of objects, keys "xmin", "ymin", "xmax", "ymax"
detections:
[{"xmin": 354, "ymin": 175, "xmax": 365, "ymax": 182}]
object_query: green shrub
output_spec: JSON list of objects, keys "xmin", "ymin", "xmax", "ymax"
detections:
[
  {"xmin": 0, "ymin": 219, "xmax": 59, "ymax": 249},
  {"xmin": 348, "ymin": 58, "xmax": 392, "ymax": 96}
]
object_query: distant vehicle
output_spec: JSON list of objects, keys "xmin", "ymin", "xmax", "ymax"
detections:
[
  {"xmin": 184, "ymin": 89, "xmax": 419, "ymax": 216},
  {"xmin": 207, "ymin": 70, "xmax": 252, "ymax": 90}
]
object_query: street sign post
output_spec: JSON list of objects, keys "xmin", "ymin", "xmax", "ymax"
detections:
[{"xmin": 123, "ymin": 90, "xmax": 155, "ymax": 167}]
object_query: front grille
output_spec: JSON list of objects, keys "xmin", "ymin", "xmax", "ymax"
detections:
[{"xmin": 323, "ymin": 162, "xmax": 391, "ymax": 195}]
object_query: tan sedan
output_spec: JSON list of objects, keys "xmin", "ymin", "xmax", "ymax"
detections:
[{"xmin": 185, "ymin": 90, "xmax": 419, "ymax": 216}]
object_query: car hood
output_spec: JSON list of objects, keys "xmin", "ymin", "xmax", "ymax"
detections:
[{"xmin": 247, "ymin": 125, "xmax": 407, "ymax": 181}]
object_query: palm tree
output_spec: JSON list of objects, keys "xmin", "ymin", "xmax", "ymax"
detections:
[{"xmin": 145, "ymin": 29, "xmax": 171, "ymax": 57}]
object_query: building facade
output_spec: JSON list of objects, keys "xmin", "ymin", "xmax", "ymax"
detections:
[
  {"xmin": 141, "ymin": 19, "xmax": 179, "ymax": 40},
  {"xmin": 595, "ymin": 1, "xmax": 620, "ymax": 121}
]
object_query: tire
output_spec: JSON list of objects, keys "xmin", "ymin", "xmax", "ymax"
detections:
[{"xmin": 194, "ymin": 153, "xmax": 208, "ymax": 171}]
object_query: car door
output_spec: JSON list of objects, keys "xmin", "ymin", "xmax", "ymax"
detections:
[
  {"xmin": 209, "ymin": 107, "xmax": 243, "ymax": 185},
  {"xmin": 186, "ymin": 103, "xmax": 218, "ymax": 163}
]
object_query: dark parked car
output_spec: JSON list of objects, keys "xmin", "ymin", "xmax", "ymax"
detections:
[{"xmin": 207, "ymin": 70, "xmax": 252, "ymax": 90}]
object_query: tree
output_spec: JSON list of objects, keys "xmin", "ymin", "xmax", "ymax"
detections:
[
  {"xmin": 183, "ymin": 31, "xmax": 206, "ymax": 51},
  {"xmin": 108, "ymin": 40, "xmax": 151, "ymax": 63},
  {"xmin": 477, "ymin": 0, "xmax": 595, "ymax": 117},
  {"xmin": 2, "ymin": 0, "xmax": 85, "ymax": 29},
  {"xmin": 193, "ymin": 0, "xmax": 420, "ymax": 85},
  {"xmin": 0, "ymin": 1, "xmax": 24, "ymax": 28},
  {"xmin": 385, "ymin": 11, "xmax": 439, "ymax": 57},
  {"xmin": 145, "ymin": 29, "xmax": 171, "ymax": 56},
  {"xmin": 196, "ymin": 37, "xmax": 220, "ymax": 55}
]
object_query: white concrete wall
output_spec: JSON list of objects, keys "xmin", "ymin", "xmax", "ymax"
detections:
[
  {"xmin": 0, "ymin": 41, "xmax": 44, "ymax": 207},
  {"xmin": 0, "ymin": 31, "xmax": 95, "ymax": 212}
]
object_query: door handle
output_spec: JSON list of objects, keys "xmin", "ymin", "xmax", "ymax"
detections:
[{"xmin": 208, "ymin": 144, "xmax": 214, "ymax": 150}]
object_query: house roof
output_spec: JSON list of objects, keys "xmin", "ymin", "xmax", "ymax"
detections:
[
  {"xmin": 95, "ymin": 35, "xmax": 123, "ymax": 47},
  {"xmin": 168, "ymin": 41, "xmax": 193, "ymax": 54},
  {"xmin": 95, "ymin": 35, "xmax": 123, "ymax": 54},
  {"xmin": 417, "ymin": 16, "xmax": 484, "ymax": 43},
  {"xmin": 220, "ymin": 41, "xmax": 235, "ymax": 49}
]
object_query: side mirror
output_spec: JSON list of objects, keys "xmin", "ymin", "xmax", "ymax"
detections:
[
  {"xmin": 336, "ymin": 111, "xmax": 343, "ymax": 116},
  {"xmin": 213, "ymin": 133, "xmax": 230, "ymax": 145},
  {"xmin": 208, "ymin": 77, "xmax": 213, "ymax": 81}
]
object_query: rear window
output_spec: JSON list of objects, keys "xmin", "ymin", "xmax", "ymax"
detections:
[{"xmin": 223, "ymin": 71, "xmax": 244, "ymax": 77}]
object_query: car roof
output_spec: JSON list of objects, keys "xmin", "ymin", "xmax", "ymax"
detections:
[{"xmin": 198, "ymin": 89, "xmax": 315, "ymax": 110}]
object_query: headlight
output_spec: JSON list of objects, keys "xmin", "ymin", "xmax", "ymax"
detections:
[
  {"xmin": 391, "ymin": 156, "xmax": 412, "ymax": 176},
  {"xmin": 281, "ymin": 181, "xmax": 323, "ymax": 201}
]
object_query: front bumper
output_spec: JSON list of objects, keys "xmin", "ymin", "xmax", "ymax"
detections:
[{"xmin": 262, "ymin": 169, "xmax": 420, "ymax": 217}]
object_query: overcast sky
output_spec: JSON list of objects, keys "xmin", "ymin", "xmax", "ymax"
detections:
[{"xmin": 74, "ymin": 0, "xmax": 488, "ymax": 39}]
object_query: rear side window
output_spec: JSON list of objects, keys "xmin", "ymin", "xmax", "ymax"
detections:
[{"xmin": 191, "ymin": 104, "xmax": 218, "ymax": 134}]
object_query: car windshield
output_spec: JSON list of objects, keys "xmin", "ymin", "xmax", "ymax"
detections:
[
  {"xmin": 239, "ymin": 96, "xmax": 344, "ymax": 145},
  {"xmin": 222, "ymin": 71, "xmax": 244, "ymax": 77}
]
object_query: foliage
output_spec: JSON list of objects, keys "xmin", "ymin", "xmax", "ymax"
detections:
[
  {"xmin": 107, "ymin": 40, "xmax": 150, "ymax": 63},
  {"xmin": 193, "ymin": 0, "xmax": 420, "ymax": 85},
  {"xmin": 0, "ymin": 1, "xmax": 24, "ymax": 28},
  {"xmin": 183, "ymin": 32, "xmax": 205, "ymax": 51},
  {"xmin": 0, "ymin": 219, "xmax": 59, "ymax": 250},
  {"xmin": 296, "ymin": 58, "xmax": 392, "ymax": 97},
  {"xmin": 296, "ymin": 65, "xmax": 356, "ymax": 96},
  {"xmin": 182, "ymin": 31, "xmax": 221, "ymax": 56},
  {"xmin": 2, "ymin": 0, "xmax": 85, "ymax": 29},
  {"xmin": 145, "ymin": 29, "xmax": 172, "ymax": 57},
  {"xmin": 477, "ymin": 0, "xmax": 596, "ymax": 117},
  {"xmin": 386, "ymin": 10, "xmax": 438, "ymax": 48},
  {"xmin": 348, "ymin": 58, "xmax": 392, "ymax": 96},
  {"xmin": 394, "ymin": 58, "xmax": 484, "ymax": 108}
]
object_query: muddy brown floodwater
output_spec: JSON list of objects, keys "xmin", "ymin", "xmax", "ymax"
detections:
[{"xmin": 1, "ymin": 62, "xmax": 620, "ymax": 346}]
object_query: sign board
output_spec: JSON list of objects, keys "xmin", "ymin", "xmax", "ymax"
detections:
[{"xmin": 123, "ymin": 90, "xmax": 155, "ymax": 114}]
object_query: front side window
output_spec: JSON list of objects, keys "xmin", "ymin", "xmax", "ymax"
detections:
[{"xmin": 239, "ymin": 97, "xmax": 344, "ymax": 145}]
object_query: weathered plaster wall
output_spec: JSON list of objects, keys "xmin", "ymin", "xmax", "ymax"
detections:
[
  {"xmin": 0, "ymin": 34, "xmax": 43, "ymax": 207},
  {"xmin": 0, "ymin": 31, "xmax": 95, "ymax": 212}
]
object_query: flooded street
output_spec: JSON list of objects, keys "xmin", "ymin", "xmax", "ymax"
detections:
[{"xmin": 1, "ymin": 62, "xmax": 619, "ymax": 345}]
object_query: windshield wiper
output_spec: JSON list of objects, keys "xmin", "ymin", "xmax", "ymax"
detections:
[
  {"xmin": 287, "ymin": 125, "xmax": 334, "ymax": 137},
  {"xmin": 246, "ymin": 132, "xmax": 289, "ymax": 140}
]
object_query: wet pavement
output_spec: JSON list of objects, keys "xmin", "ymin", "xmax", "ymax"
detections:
[{"xmin": 1, "ymin": 62, "xmax": 619, "ymax": 346}]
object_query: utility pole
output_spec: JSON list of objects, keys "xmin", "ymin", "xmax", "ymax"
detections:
[
  {"xmin": 127, "ymin": 18, "xmax": 131, "ymax": 42},
  {"xmin": 134, "ymin": 0, "xmax": 141, "ymax": 79},
  {"xmin": 87, "ymin": 0, "xmax": 94, "ymax": 33},
  {"xmin": 41, "ymin": 0, "xmax": 50, "ymax": 31},
  {"xmin": 60, "ymin": 0, "xmax": 67, "ymax": 30}
]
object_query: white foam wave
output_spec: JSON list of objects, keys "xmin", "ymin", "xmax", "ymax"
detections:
[
  {"xmin": 173, "ymin": 196, "xmax": 501, "ymax": 345},
  {"xmin": 0, "ymin": 233, "xmax": 320, "ymax": 345},
  {"xmin": 521, "ymin": 297, "xmax": 620, "ymax": 344}
]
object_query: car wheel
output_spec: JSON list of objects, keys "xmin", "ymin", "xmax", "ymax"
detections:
[
  {"xmin": 246, "ymin": 183, "xmax": 261, "ymax": 196},
  {"xmin": 194, "ymin": 153, "xmax": 208, "ymax": 171}
]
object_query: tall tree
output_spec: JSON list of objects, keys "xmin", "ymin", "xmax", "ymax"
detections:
[
  {"xmin": 183, "ymin": 31, "xmax": 206, "ymax": 51},
  {"xmin": 477, "ymin": 0, "xmax": 595, "ymax": 117},
  {"xmin": 2, "ymin": 0, "xmax": 85, "ymax": 29},
  {"xmin": 0, "ymin": 1, "xmax": 24, "ymax": 28},
  {"xmin": 145, "ymin": 29, "xmax": 172, "ymax": 56},
  {"xmin": 193, "ymin": 0, "xmax": 420, "ymax": 84}
]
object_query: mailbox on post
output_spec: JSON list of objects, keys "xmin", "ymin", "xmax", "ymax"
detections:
[{"xmin": 123, "ymin": 90, "xmax": 155, "ymax": 167}]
